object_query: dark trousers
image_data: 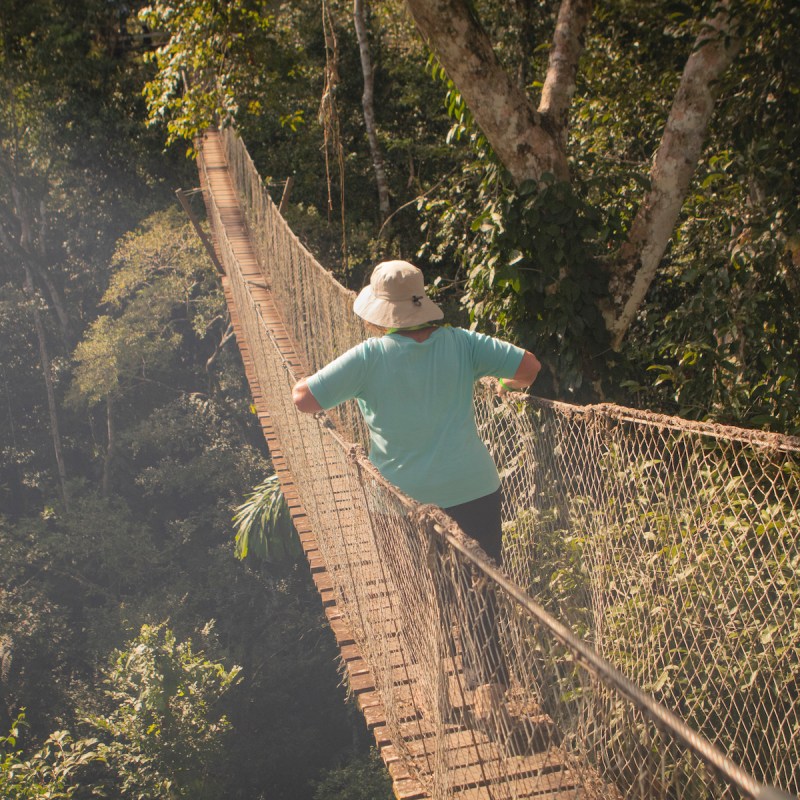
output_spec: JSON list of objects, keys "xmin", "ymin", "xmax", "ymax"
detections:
[{"xmin": 443, "ymin": 489, "xmax": 508, "ymax": 687}]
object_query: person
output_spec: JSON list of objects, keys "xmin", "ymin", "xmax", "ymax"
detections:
[{"xmin": 292, "ymin": 259, "xmax": 540, "ymax": 734}]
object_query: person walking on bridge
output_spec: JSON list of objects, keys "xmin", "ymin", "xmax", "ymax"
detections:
[{"xmin": 292, "ymin": 259, "xmax": 541, "ymax": 737}]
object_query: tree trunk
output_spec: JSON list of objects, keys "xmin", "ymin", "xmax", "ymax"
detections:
[
  {"xmin": 607, "ymin": 6, "xmax": 741, "ymax": 348},
  {"xmin": 22, "ymin": 263, "xmax": 70, "ymax": 509},
  {"xmin": 102, "ymin": 395, "xmax": 114, "ymax": 497},
  {"xmin": 404, "ymin": 0, "xmax": 569, "ymax": 183},
  {"xmin": 353, "ymin": 0, "xmax": 391, "ymax": 224},
  {"xmin": 30, "ymin": 259, "xmax": 72, "ymax": 344},
  {"xmin": 1, "ymin": 371, "xmax": 24, "ymax": 517}
]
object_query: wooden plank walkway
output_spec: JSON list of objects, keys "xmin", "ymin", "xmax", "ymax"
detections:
[{"xmin": 195, "ymin": 128, "xmax": 586, "ymax": 800}]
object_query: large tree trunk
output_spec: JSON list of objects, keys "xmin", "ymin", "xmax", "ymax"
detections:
[
  {"xmin": 404, "ymin": 0, "xmax": 569, "ymax": 183},
  {"xmin": 606, "ymin": 6, "xmax": 741, "ymax": 348},
  {"xmin": 354, "ymin": 0, "xmax": 391, "ymax": 224}
]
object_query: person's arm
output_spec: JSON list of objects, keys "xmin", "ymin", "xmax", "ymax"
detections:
[
  {"xmin": 498, "ymin": 351, "xmax": 541, "ymax": 393},
  {"xmin": 292, "ymin": 343, "xmax": 368, "ymax": 414},
  {"xmin": 292, "ymin": 378, "xmax": 324, "ymax": 414}
]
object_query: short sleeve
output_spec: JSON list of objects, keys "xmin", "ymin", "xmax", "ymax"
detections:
[
  {"xmin": 305, "ymin": 343, "xmax": 369, "ymax": 410},
  {"xmin": 465, "ymin": 329, "xmax": 525, "ymax": 380}
]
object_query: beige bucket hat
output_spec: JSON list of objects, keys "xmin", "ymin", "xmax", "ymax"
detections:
[{"xmin": 353, "ymin": 260, "xmax": 443, "ymax": 328}]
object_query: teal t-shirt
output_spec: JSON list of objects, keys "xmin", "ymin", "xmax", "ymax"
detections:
[{"xmin": 305, "ymin": 327, "xmax": 525, "ymax": 507}]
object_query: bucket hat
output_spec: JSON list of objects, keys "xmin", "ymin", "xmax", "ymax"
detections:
[{"xmin": 353, "ymin": 260, "xmax": 443, "ymax": 328}]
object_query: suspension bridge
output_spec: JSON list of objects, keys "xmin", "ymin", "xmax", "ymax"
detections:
[{"xmin": 193, "ymin": 127, "xmax": 799, "ymax": 800}]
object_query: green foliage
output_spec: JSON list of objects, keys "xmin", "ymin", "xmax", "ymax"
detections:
[
  {"xmin": 215, "ymin": 560, "xmax": 361, "ymax": 800},
  {"xmin": 511, "ymin": 439, "xmax": 800, "ymax": 789},
  {"xmin": 0, "ymin": 491, "xmax": 160, "ymax": 730},
  {"xmin": 71, "ymin": 207, "xmax": 222, "ymax": 407},
  {"xmin": 463, "ymin": 176, "xmax": 607, "ymax": 396},
  {"xmin": 0, "ymin": 424, "xmax": 355, "ymax": 798},
  {"xmin": 233, "ymin": 473, "xmax": 301, "ymax": 561},
  {"xmin": 0, "ymin": 0, "xmax": 182, "ymax": 297},
  {"xmin": 419, "ymin": 109, "xmax": 607, "ymax": 395},
  {"xmin": 31, "ymin": 489, "xmax": 158, "ymax": 597},
  {"xmin": 88, "ymin": 623, "xmax": 241, "ymax": 800},
  {"xmin": 139, "ymin": 0, "xmax": 280, "ymax": 148},
  {"xmin": 503, "ymin": 507, "xmax": 592, "ymax": 638},
  {"xmin": 627, "ymin": 54, "xmax": 800, "ymax": 433},
  {"xmin": 127, "ymin": 394, "xmax": 268, "ymax": 534},
  {"xmin": 0, "ymin": 712, "xmax": 103, "ymax": 800},
  {"xmin": 574, "ymin": 0, "xmax": 799, "ymax": 430},
  {"xmin": 312, "ymin": 748, "xmax": 393, "ymax": 800},
  {"xmin": 600, "ymin": 461, "xmax": 800, "ymax": 787}
]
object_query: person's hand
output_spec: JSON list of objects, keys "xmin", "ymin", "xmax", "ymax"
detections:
[{"xmin": 496, "ymin": 377, "xmax": 511, "ymax": 396}]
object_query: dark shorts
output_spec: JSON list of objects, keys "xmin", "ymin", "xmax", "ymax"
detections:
[{"xmin": 443, "ymin": 488, "xmax": 502, "ymax": 562}]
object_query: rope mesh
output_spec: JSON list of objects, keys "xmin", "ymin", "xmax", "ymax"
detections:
[{"xmin": 199, "ymin": 127, "xmax": 799, "ymax": 800}]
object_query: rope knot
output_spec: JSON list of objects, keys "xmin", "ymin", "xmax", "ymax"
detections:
[
  {"xmin": 346, "ymin": 443, "xmax": 369, "ymax": 468},
  {"xmin": 315, "ymin": 412, "xmax": 335, "ymax": 429}
]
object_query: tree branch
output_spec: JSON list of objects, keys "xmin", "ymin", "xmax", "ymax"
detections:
[
  {"xmin": 354, "ymin": 0, "xmax": 391, "ymax": 223},
  {"xmin": 0, "ymin": 189, "xmax": 73, "ymax": 344},
  {"xmin": 404, "ymin": 0, "xmax": 569, "ymax": 183},
  {"xmin": 0, "ymin": 210, "xmax": 21, "ymax": 258},
  {"xmin": 607, "ymin": 4, "xmax": 741, "ymax": 348},
  {"xmin": 205, "ymin": 320, "xmax": 235, "ymax": 374},
  {"xmin": 538, "ymin": 0, "xmax": 594, "ymax": 143},
  {"xmin": 29, "ymin": 259, "xmax": 72, "ymax": 345}
]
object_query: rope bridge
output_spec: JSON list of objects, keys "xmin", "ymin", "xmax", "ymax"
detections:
[{"xmin": 195, "ymin": 127, "xmax": 799, "ymax": 800}]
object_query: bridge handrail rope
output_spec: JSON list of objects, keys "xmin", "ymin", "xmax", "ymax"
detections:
[{"xmin": 198, "ymin": 126, "xmax": 799, "ymax": 800}]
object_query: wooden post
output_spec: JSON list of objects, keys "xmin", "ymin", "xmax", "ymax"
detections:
[{"xmin": 278, "ymin": 176, "xmax": 294, "ymax": 216}]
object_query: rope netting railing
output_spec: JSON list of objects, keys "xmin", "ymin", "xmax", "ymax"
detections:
[
  {"xmin": 482, "ymin": 396, "xmax": 800, "ymax": 795},
  {"xmin": 201, "ymin": 126, "xmax": 799, "ymax": 800}
]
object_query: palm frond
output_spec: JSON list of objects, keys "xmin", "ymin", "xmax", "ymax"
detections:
[{"xmin": 233, "ymin": 474, "xmax": 300, "ymax": 561}]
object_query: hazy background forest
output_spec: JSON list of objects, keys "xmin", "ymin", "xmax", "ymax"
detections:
[{"xmin": 0, "ymin": 0, "xmax": 797, "ymax": 797}]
